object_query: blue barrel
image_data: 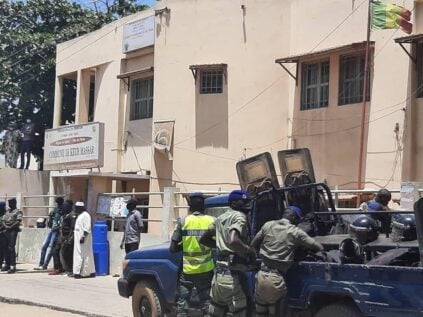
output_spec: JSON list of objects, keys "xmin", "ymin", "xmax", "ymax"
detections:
[
  {"xmin": 93, "ymin": 242, "xmax": 109, "ymax": 276},
  {"xmin": 93, "ymin": 221, "xmax": 108, "ymax": 244},
  {"xmin": 93, "ymin": 221, "xmax": 109, "ymax": 275}
]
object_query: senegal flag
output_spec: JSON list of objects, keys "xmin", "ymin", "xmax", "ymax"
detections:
[{"xmin": 371, "ymin": 1, "xmax": 412, "ymax": 34}]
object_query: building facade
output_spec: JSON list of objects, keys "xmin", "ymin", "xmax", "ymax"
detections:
[{"xmin": 52, "ymin": 0, "xmax": 421, "ymax": 233}]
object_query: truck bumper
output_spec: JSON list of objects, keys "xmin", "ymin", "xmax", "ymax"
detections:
[{"xmin": 118, "ymin": 277, "xmax": 130, "ymax": 298}]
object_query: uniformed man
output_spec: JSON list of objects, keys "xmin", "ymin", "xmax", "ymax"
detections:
[
  {"xmin": 200, "ymin": 190, "xmax": 256, "ymax": 317},
  {"xmin": 2, "ymin": 198, "xmax": 23, "ymax": 274},
  {"xmin": 360, "ymin": 189, "xmax": 392, "ymax": 233},
  {"xmin": 170, "ymin": 193, "xmax": 215, "ymax": 317},
  {"xmin": 0, "ymin": 202, "xmax": 7, "ymax": 270},
  {"xmin": 250, "ymin": 207, "xmax": 324, "ymax": 316}
]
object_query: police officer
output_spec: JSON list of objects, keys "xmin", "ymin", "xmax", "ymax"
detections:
[
  {"xmin": 170, "ymin": 193, "xmax": 215, "ymax": 317},
  {"xmin": 0, "ymin": 202, "xmax": 7, "ymax": 270},
  {"xmin": 250, "ymin": 207, "xmax": 323, "ymax": 316},
  {"xmin": 360, "ymin": 189, "xmax": 392, "ymax": 233},
  {"xmin": 3, "ymin": 198, "xmax": 23, "ymax": 274},
  {"xmin": 200, "ymin": 190, "xmax": 255, "ymax": 317}
]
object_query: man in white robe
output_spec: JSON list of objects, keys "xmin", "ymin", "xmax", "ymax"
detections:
[{"xmin": 73, "ymin": 202, "xmax": 95, "ymax": 278}]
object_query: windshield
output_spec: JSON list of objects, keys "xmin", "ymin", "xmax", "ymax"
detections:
[{"xmin": 204, "ymin": 206, "xmax": 231, "ymax": 218}]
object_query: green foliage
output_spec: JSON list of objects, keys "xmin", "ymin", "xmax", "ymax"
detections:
[{"xmin": 0, "ymin": 0, "xmax": 147, "ymax": 165}]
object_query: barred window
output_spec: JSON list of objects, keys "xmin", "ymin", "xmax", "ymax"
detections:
[
  {"xmin": 130, "ymin": 77, "xmax": 154, "ymax": 120},
  {"xmin": 200, "ymin": 70, "xmax": 223, "ymax": 94},
  {"xmin": 301, "ymin": 60, "xmax": 330, "ymax": 110},
  {"xmin": 417, "ymin": 42, "xmax": 423, "ymax": 98},
  {"xmin": 339, "ymin": 53, "xmax": 370, "ymax": 105}
]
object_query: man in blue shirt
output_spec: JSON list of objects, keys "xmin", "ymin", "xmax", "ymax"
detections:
[{"xmin": 120, "ymin": 199, "xmax": 144, "ymax": 254}]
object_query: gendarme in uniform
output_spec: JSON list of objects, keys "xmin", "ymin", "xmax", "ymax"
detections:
[
  {"xmin": 171, "ymin": 193, "xmax": 215, "ymax": 317},
  {"xmin": 252, "ymin": 207, "xmax": 323, "ymax": 316},
  {"xmin": 208, "ymin": 190, "xmax": 251, "ymax": 317}
]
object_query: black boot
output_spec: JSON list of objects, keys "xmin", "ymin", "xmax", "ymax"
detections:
[{"xmin": 7, "ymin": 266, "xmax": 16, "ymax": 274}]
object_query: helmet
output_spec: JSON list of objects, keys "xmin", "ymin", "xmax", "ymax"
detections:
[
  {"xmin": 339, "ymin": 238, "xmax": 364, "ymax": 264},
  {"xmin": 391, "ymin": 214, "xmax": 417, "ymax": 242},
  {"xmin": 349, "ymin": 216, "xmax": 379, "ymax": 244}
]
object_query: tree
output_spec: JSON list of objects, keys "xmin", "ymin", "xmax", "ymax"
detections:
[{"xmin": 0, "ymin": 0, "xmax": 147, "ymax": 167}]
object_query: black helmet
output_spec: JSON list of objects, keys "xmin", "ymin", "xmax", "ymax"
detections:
[
  {"xmin": 391, "ymin": 214, "xmax": 417, "ymax": 242},
  {"xmin": 339, "ymin": 238, "xmax": 364, "ymax": 264},
  {"xmin": 349, "ymin": 216, "xmax": 379, "ymax": 244}
]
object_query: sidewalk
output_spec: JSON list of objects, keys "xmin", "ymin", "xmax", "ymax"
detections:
[{"xmin": 0, "ymin": 264, "xmax": 132, "ymax": 317}]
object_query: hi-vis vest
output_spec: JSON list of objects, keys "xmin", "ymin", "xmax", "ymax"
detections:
[{"xmin": 181, "ymin": 214, "xmax": 215, "ymax": 274}]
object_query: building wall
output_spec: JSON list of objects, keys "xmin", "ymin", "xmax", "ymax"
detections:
[
  {"xmin": 288, "ymin": 0, "xmax": 413, "ymax": 189},
  {"xmin": 55, "ymin": 9, "xmax": 156, "ymax": 175},
  {"xmin": 148, "ymin": 0, "xmax": 291, "ymax": 232},
  {"xmin": 0, "ymin": 169, "xmax": 50, "ymax": 226},
  {"xmin": 402, "ymin": 3, "xmax": 423, "ymax": 182}
]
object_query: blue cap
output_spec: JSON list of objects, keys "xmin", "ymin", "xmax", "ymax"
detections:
[
  {"xmin": 228, "ymin": 190, "xmax": 249, "ymax": 202},
  {"xmin": 288, "ymin": 205, "xmax": 302, "ymax": 218}
]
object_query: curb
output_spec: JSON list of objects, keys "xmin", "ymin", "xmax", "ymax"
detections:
[{"xmin": 0, "ymin": 296, "xmax": 111, "ymax": 317}]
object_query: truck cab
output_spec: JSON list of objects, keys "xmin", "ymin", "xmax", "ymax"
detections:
[{"xmin": 118, "ymin": 149, "xmax": 423, "ymax": 317}]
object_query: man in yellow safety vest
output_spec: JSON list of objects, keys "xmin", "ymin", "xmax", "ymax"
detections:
[{"xmin": 170, "ymin": 192, "xmax": 215, "ymax": 317}]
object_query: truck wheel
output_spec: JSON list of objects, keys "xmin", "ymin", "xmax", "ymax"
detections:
[
  {"xmin": 315, "ymin": 303, "xmax": 362, "ymax": 317},
  {"xmin": 132, "ymin": 281, "xmax": 163, "ymax": 317}
]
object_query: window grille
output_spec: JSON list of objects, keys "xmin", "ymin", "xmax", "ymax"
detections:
[
  {"xmin": 130, "ymin": 77, "xmax": 154, "ymax": 120},
  {"xmin": 300, "ymin": 60, "xmax": 330, "ymax": 110}
]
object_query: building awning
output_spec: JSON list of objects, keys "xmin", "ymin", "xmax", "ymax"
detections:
[
  {"xmin": 394, "ymin": 34, "xmax": 423, "ymax": 64},
  {"xmin": 275, "ymin": 41, "xmax": 374, "ymax": 64},
  {"xmin": 117, "ymin": 66, "xmax": 154, "ymax": 79},
  {"xmin": 117, "ymin": 66, "xmax": 154, "ymax": 90},
  {"xmin": 394, "ymin": 33, "xmax": 423, "ymax": 44},
  {"xmin": 189, "ymin": 63, "xmax": 227, "ymax": 80},
  {"xmin": 275, "ymin": 41, "xmax": 374, "ymax": 84},
  {"xmin": 51, "ymin": 170, "xmax": 150, "ymax": 181}
]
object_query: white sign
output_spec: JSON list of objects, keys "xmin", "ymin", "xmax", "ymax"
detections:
[
  {"xmin": 123, "ymin": 15, "xmax": 155, "ymax": 53},
  {"xmin": 44, "ymin": 122, "xmax": 105, "ymax": 170}
]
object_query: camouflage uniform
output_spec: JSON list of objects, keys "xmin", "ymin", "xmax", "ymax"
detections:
[
  {"xmin": 254, "ymin": 219, "xmax": 322, "ymax": 316},
  {"xmin": 208, "ymin": 209, "xmax": 249, "ymax": 317}
]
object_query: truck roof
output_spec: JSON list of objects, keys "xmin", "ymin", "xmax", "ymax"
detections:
[{"xmin": 205, "ymin": 194, "xmax": 229, "ymax": 208}]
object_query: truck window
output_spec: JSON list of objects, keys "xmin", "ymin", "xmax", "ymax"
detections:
[{"xmin": 204, "ymin": 206, "xmax": 231, "ymax": 218}]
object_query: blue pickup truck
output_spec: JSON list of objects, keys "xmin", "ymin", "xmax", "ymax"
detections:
[{"xmin": 118, "ymin": 150, "xmax": 423, "ymax": 317}]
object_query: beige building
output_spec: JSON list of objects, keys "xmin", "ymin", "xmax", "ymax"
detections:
[{"xmin": 51, "ymin": 0, "xmax": 421, "ymax": 233}]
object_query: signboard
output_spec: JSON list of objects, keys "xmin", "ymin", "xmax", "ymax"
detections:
[
  {"xmin": 44, "ymin": 122, "xmax": 105, "ymax": 170},
  {"xmin": 97, "ymin": 194, "xmax": 131, "ymax": 217},
  {"xmin": 400, "ymin": 182, "xmax": 422, "ymax": 211},
  {"xmin": 123, "ymin": 15, "xmax": 155, "ymax": 53}
]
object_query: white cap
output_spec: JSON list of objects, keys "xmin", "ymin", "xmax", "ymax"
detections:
[{"xmin": 75, "ymin": 202, "xmax": 85, "ymax": 207}]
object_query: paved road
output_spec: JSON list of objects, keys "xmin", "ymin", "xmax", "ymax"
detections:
[
  {"xmin": 0, "ymin": 302, "xmax": 85, "ymax": 317},
  {"xmin": 0, "ymin": 264, "xmax": 132, "ymax": 317}
]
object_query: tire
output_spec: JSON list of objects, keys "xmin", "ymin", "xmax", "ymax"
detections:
[
  {"xmin": 315, "ymin": 303, "xmax": 362, "ymax": 317},
  {"xmin": 132, "ymin": 281, "xmax": 164, "ymax": 317}
]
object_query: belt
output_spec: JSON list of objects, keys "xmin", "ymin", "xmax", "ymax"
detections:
[{"xmin": 260, "ymin": 264, "xmax": 283, "ymax": 275}]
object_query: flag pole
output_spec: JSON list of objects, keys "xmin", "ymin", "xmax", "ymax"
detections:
[{"xmin": 357, "ymin": 0, "xmax": 372, "ymax": 196}]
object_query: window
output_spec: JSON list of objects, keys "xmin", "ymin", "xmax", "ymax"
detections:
[
  {"xmin": 301, "ymin": 60, "xmax": 330, "ymax": 110},
  {"xmin": 417, "ymin": 42, "xmax": 423, "ymax": 98},
  {"xmin": 339, "ymin": 53, "xmax": 370, "ymax": 105},
  {"xmin": 200, "ymin": 70, "xmax": 223, "ymax": 94},
  {"xmin": 130, "ymin": 77, "xmax": 154, "ymax": 120}
]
